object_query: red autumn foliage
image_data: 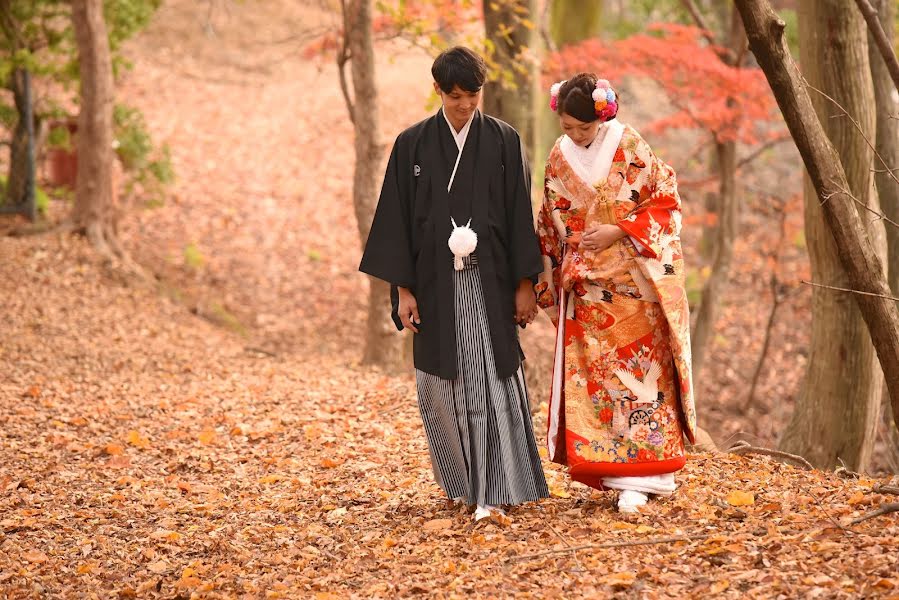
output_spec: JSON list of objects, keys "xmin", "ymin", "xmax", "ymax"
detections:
[{"xmin": 546, "ymin": 24, "xmax": 781, "ymax": 145}]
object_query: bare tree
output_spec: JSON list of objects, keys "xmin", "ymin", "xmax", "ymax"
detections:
[
  {"xmin": 483, "ymin": 0, "xmax": 536, "ymax": 155},
  {"xmin": 338, "ymin": 0, "xmax": 404, "ymax": 369},
  {"xmin": 686, "ymin": 5, "xmax": 748, "ymax": 379},
  {"xmin": 70, "ymin": 0, "xmax": 119, "ymax": 258},
  {"xmin": 734, "ymin": 0, "xmax": 899, "ymax": 470},
  {"xmin": 866, "ymin": 0, "xmax": 899, "ymax": 470}
]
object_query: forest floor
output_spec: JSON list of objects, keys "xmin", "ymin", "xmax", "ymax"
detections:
[{"xmin": 1, "ymin": 0, "xmax": 898, "ymax": 597}]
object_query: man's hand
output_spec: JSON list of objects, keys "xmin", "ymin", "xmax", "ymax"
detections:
[
  {"xmin": 514, "ymin": 279, "xmax": 538, "ymax": 327},
  {"xmin": 581, "ymin": 223, "xmax": 627, "ymax": 253},
  {"xmin": 397, "ymin": 287, "xmax": 421, "ymax": 333}
]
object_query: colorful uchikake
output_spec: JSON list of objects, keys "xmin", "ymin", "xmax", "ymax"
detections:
[{"xmin": 549, "ymin": 77, "xmax": 618, "ymax": 122}]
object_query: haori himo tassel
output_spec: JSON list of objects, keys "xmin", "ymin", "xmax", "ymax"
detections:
[{"xmin": 448, "ymin": 217, "xmax": 477, "ymax": 271}]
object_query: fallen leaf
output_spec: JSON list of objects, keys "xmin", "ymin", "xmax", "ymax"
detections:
[
  {"xmin": 197, "ymin": 429, "xmax": 217, "ymax": 444},
  {"xmin": 104, "ymin": 443, "xmax": 125, "ymax": 456},
  {"xmin": 126, "ymin": 430, "xmax": 151, "ymax": 449},
  {"xmin": 601, "ymin": 572, "xmax": 636, "ymax": 588},
  {"xmin": 423, "ymin": 518, "xmax": 453, "ymax": 532},
  {"xmin": 23, "ymin": 550, "xmax": 48, "ymax": 563},
  {"xmin": 148, "ymin": 560, "xmax": 168, "ymax": 574},
  {"xmin": 726, "ymin": 490, "xmax": 755, "ymax": 506}
]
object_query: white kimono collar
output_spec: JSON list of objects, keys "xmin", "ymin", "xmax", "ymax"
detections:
[
  {"xmin": 441, "ymin": 107, "xmax": 477, "ymax": 191},
  {"xmin": 560, "ymin": 119, "xmax": 625, "ymax": 187}
]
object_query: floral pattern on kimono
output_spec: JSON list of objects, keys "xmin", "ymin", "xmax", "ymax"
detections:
[{"xmin": 538, "ymin": 124, "xmax": 696, "ymax": 487}]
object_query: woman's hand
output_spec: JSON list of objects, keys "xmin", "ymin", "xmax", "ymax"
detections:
[
  {"xmin": 514, "ymin": 279, "xmax": 538, "ymax": 327},
  {"xmin": 581, "ymin": 224, "xmax": 627, "ymax": 253},
  {"xmin": 397, "ymin": 287, "xmax": 420, "ymax": 333}
]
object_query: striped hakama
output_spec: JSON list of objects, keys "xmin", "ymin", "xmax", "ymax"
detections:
[{"xmin": 416, "ymin": 256, "xmax": 549, "ymax": 507}]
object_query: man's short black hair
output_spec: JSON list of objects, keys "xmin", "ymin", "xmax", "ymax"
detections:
[{"xmin": 431, "ymin": 46, "xmax": 487, "ymax": 94}]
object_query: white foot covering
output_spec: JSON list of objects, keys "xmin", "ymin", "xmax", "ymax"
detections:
[
  {"xmin": 602, "ymin": 473, "xmax": 677, "ymax": 496},
  {"xmin": 473, "ymin": 505, "xmax": 505, "ymax": 521},
  {"xmin": 617, "ymin": 489, "xmax": 648, "ymax": 513}
]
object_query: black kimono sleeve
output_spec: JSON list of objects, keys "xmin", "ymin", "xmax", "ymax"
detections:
[
  {"xmin": 505, "ymin": 131, "xmax": 543, "ymax": 284},
  {"xmin": 359, "ymin": 136, "xmax": 416, "ymax": 289}
]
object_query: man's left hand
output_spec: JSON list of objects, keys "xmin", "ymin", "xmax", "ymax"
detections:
[{"xmin": 515, "ymin": 279, "xmax": 538, "ymax": 327}]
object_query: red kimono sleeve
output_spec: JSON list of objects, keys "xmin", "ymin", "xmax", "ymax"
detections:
[{"xmin": 615, "ymin": 143, "xmax": 682, "ymax": 260}]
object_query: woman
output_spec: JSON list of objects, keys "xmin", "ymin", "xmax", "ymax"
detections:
[{"xmin": 536, "ymin": 73, "xmax": 697, "ymax": 513}]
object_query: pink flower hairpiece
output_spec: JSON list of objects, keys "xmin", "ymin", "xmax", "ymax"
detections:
[
  {"xmin": 549, "ymin": 80, "xmax": 566, "ymax": 111},
  {"xmin": 550, "ymin": 77, "xmax": 619, "ymax": 122},
  {"xmin": 592, "ymin": 78, "xmax": 618, "ymax": 122}
]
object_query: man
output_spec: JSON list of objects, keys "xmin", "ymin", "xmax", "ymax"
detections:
[{"xmin": 360, "ymin": 47, "xmax": 548, "ymax": 521}]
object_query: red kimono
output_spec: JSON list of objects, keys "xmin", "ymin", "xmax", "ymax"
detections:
[{"xmin": 537, "ymin": 120, "xmax": 697, "ymax": 490}]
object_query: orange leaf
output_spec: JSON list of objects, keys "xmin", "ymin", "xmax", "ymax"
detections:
[
  {"xmin": 197, "ymin": 429, "xmax": 217, "ymax": 445},
  {"xmin": 423, "ymin": 518, "xmax": 453, "ymax": 532},
  {"xmin": 726, "ymin": 490, "xmax": 755, "ymax": 506},
  {"xmin": 23, "ymin": 550, "xmax": 48, "ymax": 563},
  {"xmin": 126, "ymin": 430, "xmax": 150, "ymax": 449},
  {"xmin": 104, "ymin": 443, "xmax": 124, "ymax": 456},
  {"xmin": 320, "ymin": 458, "xmax": 342, "ymax": 469}
]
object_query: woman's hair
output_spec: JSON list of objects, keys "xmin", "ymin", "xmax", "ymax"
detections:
[
  {"xmin": 556, "ymin": 73, "xmax": 619, "ymax": 123},
  {"xmin": 432, "ymin": 46, "xmax": 487, "ymax": 94}
]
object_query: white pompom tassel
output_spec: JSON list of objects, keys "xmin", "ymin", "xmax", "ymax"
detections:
[{"xmin": 448, "ymin": 218, "xmax": 478, "ymax": 271}]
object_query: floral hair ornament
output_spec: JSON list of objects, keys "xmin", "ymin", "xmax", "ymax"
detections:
[
  {"xmin": 549, "ymin": 80, "xmax": 566, "ymax": 111},
  {"xmin": 591, "ymin": 78, "xmax": 618, "ymax": 122}
]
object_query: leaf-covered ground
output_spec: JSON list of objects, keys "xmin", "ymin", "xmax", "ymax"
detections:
[
  {"xmin": 2, "ymin": 235, "xmax": 899, "ymax": 598},
  {"xmin": 2, "ymin": 1, "xmax": 898, "ymax": 597}
]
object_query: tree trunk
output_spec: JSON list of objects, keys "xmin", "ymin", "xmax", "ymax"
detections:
[
  {"xmin": 4, "ymin": 71, "xmax": 31, "ymax": 210},
  {"xmin": 868, "ymin": 0, "xmax": 899, "ymax": 471},
  {"xmin": 71, "ymin": 0, "xmax": 119, "ymax": 256},
  {"xmin": 344, "ymin": 0, "xmax": 404, "ymax": 369},
  {"xmin": 742, "ymin": 0, "xmax": 885, "ymax": 471},
  {"xmin": 538, "ymin": 0, "xmax": 604, "ymax": 160},
  {"xmin": 549, "ymin": 0, "xmax": 602, "ymax": 42},
  {"xmin": 690, "ymin": 7, "xmax": 746, "ymax": 378},
  {"xmin": 483, "ymin": 0, "xmax": 536, "ymax": 157},
  {"xmin": 690, "ymin": 140, "xmax": 737, "ymax": 377}
]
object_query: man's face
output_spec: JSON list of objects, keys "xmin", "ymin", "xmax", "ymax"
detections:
[{"xmin": 435, "ymin": 83, "xmax": 481, "ymax": 126}]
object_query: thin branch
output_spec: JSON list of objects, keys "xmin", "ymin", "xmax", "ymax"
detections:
[
  {"xmin": 744, "ymin": 201, "xmax": 790, "ymax": 411},
  {"xmin": 821, "ymin": 186, "xmax": 899, "ymax": 230},
  {"xmin": 854, "ymin": 0, "xmax": 899, "ymax": 93},
  {"xmin": 736, "ymin": 133, "xmax": 794, "ymax": 170},
  {"xmin": 849, "ymin": 502, "xmax": 899, "ymax": 525},
  {"xmin": 872, "ymin": 484, "xmax": 899, "ymax": 495},
  {"xmin": 539, "ymin": 0, "xmax": 556, "ymax": 54},
  {"xmin": 806, "ymin": 81, "xmax": 899, "ymax": 191},
  {"xmin": 506, "ymin": 533, "xmax": 711, "ymax": 562},
  {"xmin": 679, "ymin": 0, "xmax": 716, "ymax": 45},
  {"xmin": 801, "ymin": 280, "xmax": 899, "ymax": 303},
  {"xmin": 728, "ymin": 440, "xmax": 815, "ymax": 470},
  {"xmin": 337, "ymin": 0, "xmax": 355, "ymax": 125}
]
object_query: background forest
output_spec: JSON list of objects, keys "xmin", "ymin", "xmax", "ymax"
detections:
[{"xmin": 1, "ymin": 0, "xmax": 899, "ymax": 597}]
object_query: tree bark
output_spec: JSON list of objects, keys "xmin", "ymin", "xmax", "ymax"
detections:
[
  {"xmin": 868, "ymin": 0, "xmax": 899, "ymax": 471},
  {"xmin": 538, "ymin": 0, "xmax": 604, "ymax": 160},
  {"xmin": 689, "ymin": 7, "xmax": 746, "ymax": 379},
  {"xmin": 71, "ymin": 0, "xmax": 119, "ymax": 256},
  {"xmin": 483, "ymin": 0, "xmax": 535, "ymax": 157},
  {"xmin": 734, "ymin": 0, "xmax": 899, "ymax": 470},
  {"xmin": 342, "ymin": 0, "xmax": 404, "ymax": 369}
]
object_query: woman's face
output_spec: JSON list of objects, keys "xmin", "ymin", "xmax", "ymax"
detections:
[
  {"xmin": 560, "ymin": 112, "xmax": 601, "ymax": 147},
  {"xmin": 435, "ymin": 83, "xmax": 480, "ymax": 128}
]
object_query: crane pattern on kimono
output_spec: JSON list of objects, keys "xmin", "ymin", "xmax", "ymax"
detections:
[{"xmin": 613, "ymin": 359, "xmax": 664, "ymax": 439}]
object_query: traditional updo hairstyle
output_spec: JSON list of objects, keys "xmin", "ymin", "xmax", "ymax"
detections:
[{"xmin": 551, "ymin": 72, "xmax": 619, "ymax": 123}]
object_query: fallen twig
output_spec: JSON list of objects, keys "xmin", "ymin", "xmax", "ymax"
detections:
[
  {"xmin": 850, "ymin": 502, "xmax": 899, "ymax": 525},
  {"xmin": 506, "ymin": 533, "xmax": 711, "ymax": 562},
  {"xmin": 872, "ymin": 484, "xmax": 899, "ymax": 496},
  {"xmin": 728, "ymin": 441, "xmax": 815, "ymax": 470}
]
